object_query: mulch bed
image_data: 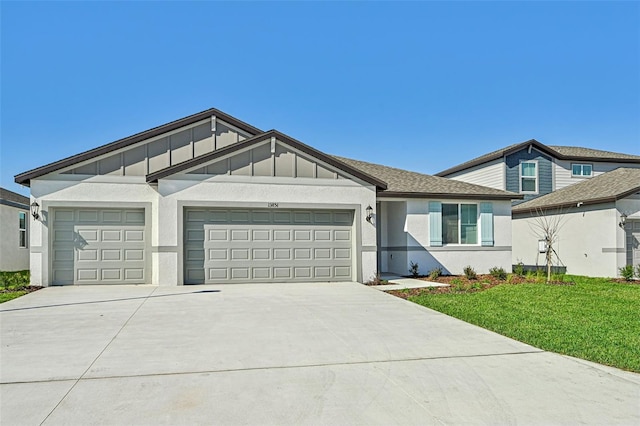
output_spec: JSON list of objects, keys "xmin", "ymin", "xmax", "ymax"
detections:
[
  {"xmin": 0, "ymin": 286, "xmax": 43, "ymax": 294},
  {"xmin": 387, "ymin": 274, "xmax": 574, "ymax": 299}
]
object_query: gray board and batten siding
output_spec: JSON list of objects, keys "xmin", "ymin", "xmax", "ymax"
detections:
[
  {"xmin": 505, "ymin": 148, "xmax": 553, "ymax": 204},
  {"xmin": 60, "ymin": 118, "xmax": 253, "ymax": 177}
]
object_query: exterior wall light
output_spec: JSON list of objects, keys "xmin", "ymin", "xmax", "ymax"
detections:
[
  {"xmin": 30, "ymin": 201, "xmax": 40, "ymax": 220},
  {"xmin": 365, "ymin": 205, "xmax": 374, "ymax": 223},
  {"xmin": 619, "ymin": 213, "xmax": 627, "ymax": 228}
]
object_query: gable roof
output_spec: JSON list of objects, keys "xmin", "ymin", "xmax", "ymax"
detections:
[
  {"xmin": 15, "ymin": 108, "xmax": 263, "ymax": 187},
  {"xmin": 512, "ymin": 167, "xmax": 640, "ymax": 214},
  {"xmin": 436, "ymin": 139, "xmax": 640, "ymax": 177},
  {"xmin": 146, "ymin": 130, "xmax": 388, "ymax": 190},
  {"xmin": 334, "ymin": 157, "xmax": 522, "ymax": 200},
  {"xmin": 0, "ymin": 187, "xmax": 30, "ymax": 209}
]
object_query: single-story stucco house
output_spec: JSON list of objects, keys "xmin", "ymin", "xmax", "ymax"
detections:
[
  {"xmin": 15, "ymin": 108, "xmax": 521, "ymax": 286},
  {"xmin": 0, "ymin": 187, "xmax": 30, "ymax": 271},
  {"xmin": 512, "ymin": 168, "xmax": 640, "ymax": 277}
]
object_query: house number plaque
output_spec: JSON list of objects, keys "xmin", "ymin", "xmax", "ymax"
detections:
[{"xmin": 268, "ymin": 202, "xmax": 279, "ymax": 208}]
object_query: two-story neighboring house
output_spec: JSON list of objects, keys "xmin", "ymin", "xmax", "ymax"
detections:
[{"xmin": 437, "ymin": 140, "xmax": 640, "ymax": 277}]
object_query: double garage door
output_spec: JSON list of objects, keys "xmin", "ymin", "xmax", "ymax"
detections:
[
  {"xmin": 184, "ymin": 208, "xmax": 354, "ymax": 284},
  {"xmin": 51, "ymin": 208, "xmax": 148, "ymax": 285}
]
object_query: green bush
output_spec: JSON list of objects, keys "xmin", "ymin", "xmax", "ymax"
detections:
[
  {"xmin": 513, "ymin": 262, "xmax": 525, "ymax": 276},
  {"xmin": 463, "ymin": 265, "xmax": 477, "ymax": 280},
  {"xmin": 620, "ymin": 265, "xmax": 635, "ymax": 281},
  {"xmin": 409, "ymin": 261, "xmax": 419, "ymax": 278},
  {"xmin": 428, "ymin": 267, "xmax": 443, "ymax": 280},
  {"xmin": 635, "ymin": 265, "xmax": 640, "ymax": 279},
  {"xmin": 0, "ymin": 270, "xmax": 30, "ymax": 290},
  {"xmin": 489, "ymin": 267, "xmax": 507, "ymax": 280}
]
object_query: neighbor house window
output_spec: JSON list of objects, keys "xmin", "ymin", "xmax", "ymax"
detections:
[
  {"xmin": 520, "ymin": 161, "xmax": 538, "ymax": 193},
  {"xmin": 572, "ymin": 163, "xmax": 592, "ymax": 177},
  {"xmin": 442, "ymin": 203, "xmax": 478, "ymax": 244},
  {"xmin": 19, "ymin": 212, "xmax": 27, "ymax": 248}
]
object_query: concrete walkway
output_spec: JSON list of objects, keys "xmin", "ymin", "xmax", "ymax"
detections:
[
  {"xmin": 370, "ymin": 273, "xmax": 448, "ymax": 290},
  {"xmin": 1, "ymin": 283, "xmax": 639, "ymax": 425}
]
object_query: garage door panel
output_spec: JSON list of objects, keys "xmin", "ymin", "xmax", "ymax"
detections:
[
  {"xmin": 52, "ymin": 208, "xmax": 148, "ymax": 285},
  {"xmin": 78, "ymin": 210, "xmax": 100, "ymax": 222},
  {"xmin": 184, "ymin": 208, "xmax": 354, "ymax": 284},
  {"xmin": 77, "ymin": 249, "xmax": 99, "ymax": 261}
]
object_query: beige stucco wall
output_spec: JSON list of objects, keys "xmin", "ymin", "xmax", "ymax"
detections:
[
  {"xmin": 512, "ymin": 197, "xmax": 640, "ymax": 277},
  {"xmin": 0, "ymin": 203, "xmax": 30, "ymax": 271}
]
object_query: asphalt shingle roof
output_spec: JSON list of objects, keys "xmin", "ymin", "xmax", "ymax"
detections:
[
  {"xmin": 512, "ymin": 167, "xmax": 640, "ymax": 213},
  {"xmin": 0, "ymin": 187, "xmax": 29, "ymax": 206},
  {"xmin": 437, "ymin": 140, "xmax": 640, "ymax": 177},
  {"xmin": 333, "ymin": 156, "xmax": 522, "ymax": 199},
  {"xmin": 548, "ymin": 146, "xmax": 640, "ymax": 161}
]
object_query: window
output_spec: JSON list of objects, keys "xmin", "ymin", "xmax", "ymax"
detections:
[
  {"xmin": 442, "ymin": 203, "xmax": 477, "ymax": 244},
  {"xmin": 520, "ymin": 161, "xmax": 538, "ymax": 193},
  {"xmin": 19, "ymin": 212, "xmax": 27, "ymax": 248},
  {"xmin": 572, "ymin": 163, "xmax": 592, "ymax": 177}
]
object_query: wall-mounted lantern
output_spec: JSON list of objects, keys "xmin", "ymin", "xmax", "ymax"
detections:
[
  {"xmin": 619, "ymin": 213, "xmax": 627, "ymax": 228},
  {"xmin": 30, "ymin": 201, "xmax": 40, "ymax": 220},
  {"xmin": 365, "ymin": 205, "xmax": 374, "ymax": 223}
]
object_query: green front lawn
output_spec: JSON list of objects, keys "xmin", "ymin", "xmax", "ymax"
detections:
[{"xmin": 404, "ymin": 276, "xmax": 640, "ymax": 373}]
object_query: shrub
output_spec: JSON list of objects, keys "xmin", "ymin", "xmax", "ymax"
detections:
[
  {"xmin": 489, "ymin": 267, "xmax": 507, "ymax": 281},
  {"xmin": 635, "ymin": 265, "xmax": 640, "ymax": 279},
  {"xmin": 428, "ymin": 267, "xmax": 442, "ymax": 280},
  {"xmin": 0, "ymin": 270, "xmax": 30, "ymax": 290},
  {"xmin": 619, "ymin": 265, "xmax": 634, "ymax": 281},
  {"xmin": 409, "ymin": 261, "xmax": 419, "ymax": 278},
  {"xmin": 463, "ymin": 265, "xmax": 477, "ymax": 280},
  {"xmin": 513, "ymin": 262, "xmax": 525, "ymax": 276}
]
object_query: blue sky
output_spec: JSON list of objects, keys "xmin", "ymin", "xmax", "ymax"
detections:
[{"xmin": 2, "ymin": 1, "xmax": 638, "ymax": 196}]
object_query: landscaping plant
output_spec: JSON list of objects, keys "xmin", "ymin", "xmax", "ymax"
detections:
[
  {"xmin": 409, "ymin": 261, "xmax": 419, "ymax": 278},
  {"xmin": 428, "ymin": 267, "xmax": 443, "ymax": 280},
  {"xmin": 463, "ymin": 265, "xmax": 477, "ymax": 280},
  {"xmin": 489, "ymin": 267, "xmax": 507, "ymax": 281},
  {"xmin": 620, "ymin": 265, "xmax": 634, "ymax": 281}
]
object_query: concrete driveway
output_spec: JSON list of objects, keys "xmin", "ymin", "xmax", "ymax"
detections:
[{"xmin": 1, "ymin": 283, "xmax": 639, "ymax": 425}]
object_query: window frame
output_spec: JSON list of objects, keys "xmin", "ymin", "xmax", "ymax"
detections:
[
  {"xmin": 519, "ymin": 160, "xmax": 539, "ymax": 194},
  {"xmin": 441, "ymin": 203, "xmax": 479, "ymax": 245},
  {"xmin": 571, "ymin": 163, "xmax": 593, "ymax": 178},
  {"xmin": 18, "ymin": 211, "xmax": 27, "ymax": 249}
]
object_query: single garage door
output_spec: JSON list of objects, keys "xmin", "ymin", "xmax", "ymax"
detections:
[
  {"xmin": 51, "ymin": 208, "xmax": 148, "ymax": 285},
  {"xmin": 184, "ymin": 208, "xmax": 354, "ymax": 284}
]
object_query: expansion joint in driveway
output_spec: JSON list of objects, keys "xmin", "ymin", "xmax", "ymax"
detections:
[
  {"xmin": 39, "ymin": 286, "xmax": 158, "ymax": 426},
  {"xmin": 20, "ymin": 349, "xmax": 545, "ymax": 386}
]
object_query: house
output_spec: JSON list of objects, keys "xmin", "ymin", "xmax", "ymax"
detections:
[
  {"xmin": 14, "ymin": 108, "xmax": 521, "ymax": 286},
  {"xmin": 511, "ymin": 168, "xmax": 640, "ymax": 278},
  {"xmin": 437, "ymin": 140, "xmax": 640, "ymax": 277},
  {"xmin": 0, "ymin": 187, "xmax": 30, "ymax": 271},
  {"xmin": 436, "ymin": 139, "xmax": 640, "ymax": 204}
]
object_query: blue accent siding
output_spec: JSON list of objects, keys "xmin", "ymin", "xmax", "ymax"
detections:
[{"xmin": 505, "ymin": 148, "xmax": 553, "ymax": 204}]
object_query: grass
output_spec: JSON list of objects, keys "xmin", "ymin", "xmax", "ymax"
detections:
[
  {"xmin": 407, "ymin": 275, "xmax": 640, "ymax": 373},
  {"xmin": 0, "ymin": 270, "xmax": 34, "ymax": 303}
]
